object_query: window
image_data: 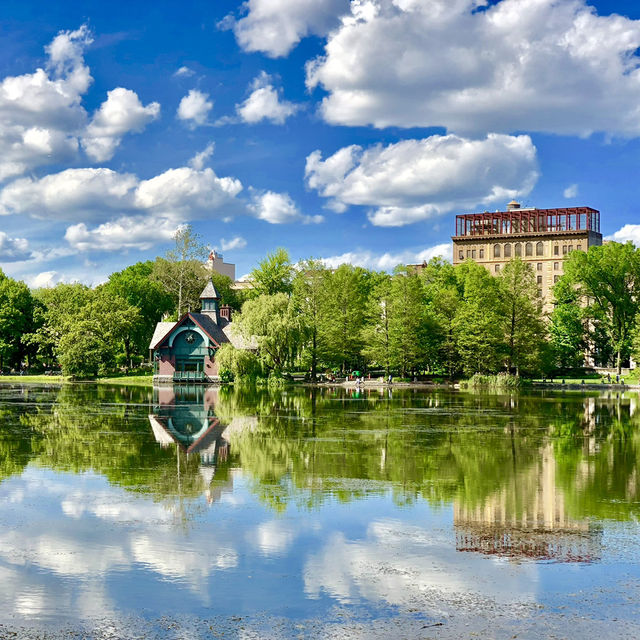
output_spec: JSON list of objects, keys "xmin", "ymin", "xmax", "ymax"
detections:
[
  {"xmin": 537, "ymin": 275, "xmax": 543, "ymax": 284},
  {"xmin": 537, "ymin": 263, "xmax": 542, "ymax": 271},
  {"xmin": 577, "ymin": 244, "xmax": 582, "ymax": 252},
  {"xmin": 554, "ymin": 275, "xmax": 560, "ymax": 283},
  {"xmin": 554, "ymin": 245, "xmax": 559, "ymax": 256},
  {"xmin": 472, "ymin": 249, "xmax": 476, "ymax": 259},
  {"xmin": 459, "ymin": 250, "xmax": 463, "ymax": 260},
  {"xmin": 525, "ymin": 242, "xmax": 533, "ymax": 256},
  {"xmin": 568, "ymin": 245, "xmax": 573, "ymax": 253},
  {"xmin": 467, "ymin": 250, "xmax": 471, "ymax": 258},
  {"xmin": 554, "ymin": 262, "xmax": 559, "ymax": 270},
  {"xmin": 562, "ymin": 245, "xmax": 567, "ymax": 255},
  {"xmin": 515, "ymin": 243, "xmax": 522, "ymax": 257},
  {"xmin": 495, "ymin": 264, "xmax": 501, "ymax": 273},
  {"xmin": 536, "ymin": 241, "xmax": 544, "ymax": 256},
  {"xmin": 504, "ymin": 244, "xmax": 511, "ymax": 257},
  {"xmin": 493, "ymin": 244, "xmax": 501, "ymax": 258},
  {"xmin": 479, "ymin": 249, "xmax": 484, "ymax": 259}
]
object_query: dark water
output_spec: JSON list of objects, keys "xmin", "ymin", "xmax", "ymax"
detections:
[{"xmin": 1, "ymin": 383, "xmax": 640, "ymax": 638}]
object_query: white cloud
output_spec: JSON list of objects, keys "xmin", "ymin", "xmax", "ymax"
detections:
[
  {"xmin": 563, "ymin": 183, "xmax": 579, "ymax": 198},
  {"xmin": 219, "ymin": 236, "xmax": 247, "ymax": 252},
  {"xmin": 319, "ymin": 243, "xmax": 452, "ymax": 271},
  {"xmin": 606, "ymin": 224, "xmax": 640, "ymax": 246},
  {"xmin": 65, "ymin": 216, "xmax": 179, "ymax": 252},
  {"xmin": 173, "ymin": 66, "xmax": 195, "ymax": 78},
  {"xmin": 189, "ymin": 142, "xmax": 215, "ymax": 170},
  {"xmin": 0, "ymin": 25, "xmax": 91, "ymax": 181},
  {"xmin": 306, "ymin": 133, "xmax": 538, "ymax": 226},
  {"xmin": 0, "ymin": 165, "xmax": 242, "ymax": 223},
  {"xmin": 229, "ymin": 0, "xmax": 350, "ymax": 58},
  {"xmin": 82, "ymin": 88, "xmax": 160, "ymax": 162},
  {"xmin": 0, "ymin": 232, "xmax": 31, "ymax": 262},
  {"xmin": 236, "ymin": 73, "xmax": 299, "ymax": 124},
  {"xmin": 30, "ymin": 271, "xmax": 65, "ymax": 289},
  {"xmin": 307, "ymin": 0, "xmax": 640, "ymax": 137},
  {"xmin": 177, "ymin": 89, "xmax": 213, "ymax": 128},
  {"xmin": 250, "ymin": 191, "xmax": 323, "ymax": 224}
]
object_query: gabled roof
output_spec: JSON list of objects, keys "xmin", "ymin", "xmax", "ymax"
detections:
[
  {"xmin": 149, "ymin": 312, "xmax": 231, "ymax": 350},
  {"xmin": 200, "ymin": 280, "xmax": 220, "ymax": 300}
]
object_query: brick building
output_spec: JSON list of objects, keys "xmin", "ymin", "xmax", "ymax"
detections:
[{"xmin": 451, "ymin": 201, "xmax": 603, "ymax": 309}]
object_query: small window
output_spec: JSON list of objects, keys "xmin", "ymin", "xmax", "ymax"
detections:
[
  {"xmin": 554, "ymin": 262, "xmax": 559, "ymax": 270},
  {"xmin": 472, "ymin": 249, "xmax": 476, "ymax": 259},
  {"xmin": 537, "ymin": 275, "xmax": 543, "ymax": 284},
  {"xmin": 459, "ymin": 251, "xmax": 463, "ymax": 260},
  {"xmin": 515, "ymin": 243, "xmax": 522, "ymax": 257},
  {"xmin": 577, "ymin": 244, "xmax": 582, "ymax": 252},
  {"xmin": 525, "ymin": 242, "xmax": 533, "ymax": 256},
  {"xmin": 568, "ymin": 245, "xmax": 573, "ymax": 253},
  {"xmin": 536, "ymin": 241, "xmax": 544, "ymax": 256},
  {"xmin": 479, "ymin": 249, "xmax": 484, "ymax": 259},
  {"xmin": 562, "ymin": 245, "xmax": 567, "ymax": 255},
  {"xmin": 504, "ymin": 244, "xmax": 511, "ymax": 257},
  {"xmin": 537, "ymin": 263, "xmax": 542, "ymax": 271},
  {"xmin": 554, "ymin": 245, "xmax": 559, "ymax": 256},
  {"xmin": 554, "ymin": 275, "xmax": 560, "ymax": 283},
  {"xmin": 495, "ymin": 264, "xmax": 501, "ymax": 273},
  {"xmin": 467, "ymin": 250, "xmax": 471, "ymax": 258},
  {"xmin": 493, "ymin": 244, "xmax": 501, "ymax": 258}
]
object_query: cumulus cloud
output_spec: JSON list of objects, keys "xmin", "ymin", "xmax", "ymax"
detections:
[
  {"xmin": 306, "ymin": 133, "xmax": 538, "ymax": 226},
  {"xmin": 189, "ymin": 142, "xmax": 215, "ymax": 170},
  {"xmin": 307, "ymin": 0, "xmax": 640, "ymax": 137},
  {"xmin": 177, "ymin": 89, "xmax": 213, "ymax": 128},
  {"xmin": 250, "ymin": 191, "xmax": 323, "ymax": 224},
  {"xmin": 219, "ymin": 236, "xmax": 247, "ymax": 252},
  {"xmin": 0, "ymin": 232, "xmax": 31, "ymax": 262},
  {"xmin": 228, "ymin": 0, "xmax": 350, "ymax": 58},
  {"xmin": 82, "ymin": 88, "xmax": 160, "ymax": 162},
  {"xmin": 65, "ymin": 216, "xmax": 179, "ymax": 252},
  {"xmin": 236, "ymin": 73, "xmax": 299, "ymax": 124},
  {"xmin": 606, "ymin": 224, "xmax": 640, "ymax": 246},
  {"xmin": 563, "ymin": 183, "xmax": 579, "ymax": 198},
  {"xmin": 0, "ymin": 25, "xmax": 91, "ymax": 180},
  {"xmin": 319, "ymin": 243, "xmax": 452, "ymax": 271},
  {"xmin": 29, "ymin": 271, "xmax": 66, "ymax": 289},
  {"xmin": 0, "ymin": 166, "xmax": 242, "ymax": 223}
]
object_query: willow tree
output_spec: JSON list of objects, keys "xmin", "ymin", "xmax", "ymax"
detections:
[{"xmin": 564, "ymin": 242, "xmax": 640, "ymax": 374}]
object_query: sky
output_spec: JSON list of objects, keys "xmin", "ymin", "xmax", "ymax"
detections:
[{"xmin": 1, "ymin": 0, "xmax": 640, "ymax": 287}]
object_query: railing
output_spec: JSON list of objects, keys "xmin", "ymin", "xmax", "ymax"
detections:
[{"xmin": 173, "ymin": 370, "xmax": 205, "ymax": 382}]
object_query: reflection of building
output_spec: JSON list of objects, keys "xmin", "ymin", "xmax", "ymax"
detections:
[
  {"xmin": 454, "ymin": 444, "xmax": 601, "ymax": 562},
  {"xmin": 149, "ymin": 386, "xmax": 233, "ymax": 504},
  {"xmin": 450, "ymin": 201, "xmax": 603, "ymax": 309},
  {"xmin": 149, "ymin": 280, "xmax": 240, "ymax": 384}
]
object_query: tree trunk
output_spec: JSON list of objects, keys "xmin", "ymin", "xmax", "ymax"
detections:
[{"xmin": 617, "ymin": 349, "xmax": 622, "ymax": 376}]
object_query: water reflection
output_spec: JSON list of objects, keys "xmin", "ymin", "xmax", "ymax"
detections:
[{"xmin": 0, "ymin": 383, "xmax": 639, "ymax": 634}]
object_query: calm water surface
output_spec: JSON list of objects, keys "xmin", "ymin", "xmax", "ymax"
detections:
[{"xmin": 1, "ymin": 383, "xmax": 640, "ymax": 638}]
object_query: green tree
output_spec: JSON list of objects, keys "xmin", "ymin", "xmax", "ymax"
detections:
[
  {"xmin": 0, "ymin": 270, "xmax": 34, "ymax": 370},
  {"xmin": 292, "ymin": 259, "xmax": 329, "ymax": 380},
  {"xmin": 152, "ymin": 225, "xmax": 208, "ymax": 317},
  {"xmin": 498, "ymin": 258, "xmax": 546, "ymax": 375},
  {"xmin": 361, "ymin": 275, "xmax": 393, "ymax": 376},
  {"xmin": 548, "ymin": 278, "xmax": 586, "ymax": 370},
  {"xmin": 563, "ymin": 242, "xmax": 640, "ymax": 374},
  {"xmin": 250, "ymin": 248, "xmax": 293, "ymax": 296}
]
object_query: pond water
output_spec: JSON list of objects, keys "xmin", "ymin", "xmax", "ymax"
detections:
[{"xmin": 1, "ymin": 383, "xmax": 640, "ymax": 639}]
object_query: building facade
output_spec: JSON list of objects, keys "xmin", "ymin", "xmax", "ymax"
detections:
[
  {"xmin": 451, "ymin": 201, "xmax": 603, "ymax": 309},
  {"xmin": 207, "ymin": 250, "xmax": 236, "ymax": 281}
]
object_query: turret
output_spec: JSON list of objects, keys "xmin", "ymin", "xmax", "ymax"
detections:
[{"xmin": 199, "ymin": 280, "xmax": 220, "ymax": 323}]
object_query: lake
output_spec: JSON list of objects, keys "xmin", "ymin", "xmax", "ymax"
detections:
[{"xmin": 1, "ymin": 383, "xmax": 639, "ymax": 639}]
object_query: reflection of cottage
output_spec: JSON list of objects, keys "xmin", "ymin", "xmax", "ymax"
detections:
[{"xmin": 149, "ymin": 281, "xmax": 240, "ymax": 383}]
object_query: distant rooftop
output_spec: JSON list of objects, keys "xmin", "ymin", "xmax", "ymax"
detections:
[{"xmin": 454, "ymin": 203, "xmax": 600, "ymax": 238}]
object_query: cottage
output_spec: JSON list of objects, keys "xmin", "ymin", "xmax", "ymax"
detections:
[{"xmin": 149, "ymin": 280, "xmax": 238, "ymax": 383}]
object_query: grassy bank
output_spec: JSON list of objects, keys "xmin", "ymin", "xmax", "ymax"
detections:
[
  {"xmin": 0, "ymin": 373, "xmax": 153, "ymax": 387},
  {"xmin": 0, "ymin": 374, "xmax": 67, "ymax": 383},
  {"xmin": 96, "ymin": 375, "xmax": 153, "ymax": 387}
]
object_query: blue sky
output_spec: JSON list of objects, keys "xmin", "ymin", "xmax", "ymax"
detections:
[{"xmin": 1, "ymin": 0, "xmax": 640, "ymax": 286}]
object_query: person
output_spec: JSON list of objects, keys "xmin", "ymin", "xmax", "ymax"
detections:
[{"xmin": 388, "ymin": 374, "xmax": 392, "ymax": 385}]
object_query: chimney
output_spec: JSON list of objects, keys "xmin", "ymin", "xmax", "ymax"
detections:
[
  {"xmin": 506, "ymin": 200, "xmax": 521, "ymax": 211},
  {"xmin": 219, "ymin": 305, "xmax": 232, "ymax": 322}
]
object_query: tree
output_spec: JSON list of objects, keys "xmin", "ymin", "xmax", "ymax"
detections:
[
  {"xmin": 152, "ymin": 225, "xmax": 208, "ymax": 318},
  {"xmin": 250, "ymin": 248, "xmax": 293, "ymax": 296},
  {"xmin": 292, "ymin": 260, "xmax": 329, "ymax": 380},
  {"xmin": 103, "ymin": 261, "xmax": 173, "ymax": 364},
  {"xmin": 0, "ymin": 270, "xmax": 34, "ymax": 370},
  {"xmin": 361, "ymin": 275, "xmax": 393, "ymax": 376},
  {"xmin": 548, "ymin": 278, "xmax": 586, "ymax": 370},
  {"xmin": 564, "ymin": 242, "xmax": 640, "ymax": 374},
  {"xmin": 234, "ymin": 293, "xmax": 302, "ymax": 374},
  {"xmin": 498, "ymin": 258, "xmax": 546, "ymax": 375}
]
